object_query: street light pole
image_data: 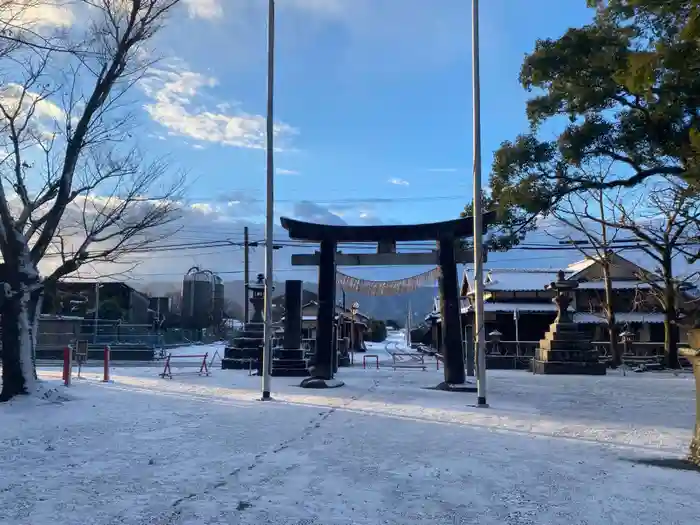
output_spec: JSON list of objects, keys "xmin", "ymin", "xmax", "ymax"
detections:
[
  {"xmin": 261, "ymin": 0, "xmax": 275, "ymax": 401},
  {"xmin": 472, "ymin": 0, "xmax": 488, "ymax": 407}
]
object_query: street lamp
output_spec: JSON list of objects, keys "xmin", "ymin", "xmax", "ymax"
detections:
[{"xmin": 350, "ymin": 301, "xmax": 359, "ymax": 352}]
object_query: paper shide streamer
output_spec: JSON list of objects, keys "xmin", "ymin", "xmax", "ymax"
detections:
[{"xmin": 336, "ymin": 267, "xmax": 441, "ymax": 296}]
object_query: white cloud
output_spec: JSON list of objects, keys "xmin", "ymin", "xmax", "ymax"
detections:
[
  {"xmin": 0, "ymin": 83, "xmax": 64, "ymax": 130},
  {"xmin": 183, "ymin": 0, "xmax": 223, "ymax": 20},
  {"xmin": 7, "ymin": 0, "xmax": 74, "ymax": 28},
  {"xmin": 276, "ymin": 168, "xmax": 299, "ymax": 175},
  {"xmin": 388, "ymin": 178, "xmax": 409, "ymax": 186},
  {"xmin": 141, "ymin": 65, "xmax": 297, "ymax": 150},
  {"xmin": 293, "ymin": 201, "xmax": 345, "ymax": 225}
]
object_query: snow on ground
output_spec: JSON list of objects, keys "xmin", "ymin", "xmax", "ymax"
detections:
[{"xmin": 1, "ymin": 340, "xmax": 699, "ymax": 525}]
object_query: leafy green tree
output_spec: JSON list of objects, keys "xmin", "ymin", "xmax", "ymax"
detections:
[
  {"xmin": 490, "ymin": 0, "xmax": 700, "ymax": 220},
  {"xmin": 460, "ymin": 193, "xmax": 531, "ymax": 251},
  {"xmin": 368, "ymin": 319, "xmax": 388, "ymax": 343}
]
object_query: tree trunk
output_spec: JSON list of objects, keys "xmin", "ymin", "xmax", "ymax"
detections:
[
  {"xmin": 606, "ymin": 311, "xmax": 620, "ymax": 367},
  {"xmin": 664, "ymin": 306, "xmax": 680, "ymax": 369},
  {"xmin": 659, "ymin": 256, "xmax": 679, "ymax": 369},
  {"xmin": 0, "ymin": 277, "xmax": 42, "ymax": 402},
  {"xmin": 602, "ymin": 264, "xmax": 620, "ymax": 367}
]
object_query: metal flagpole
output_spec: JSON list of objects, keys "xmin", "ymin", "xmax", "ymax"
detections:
[
  {"xmin": 472, "ymin": 0, "xmax": 488, "ymax": 407},
  {"xmin": 261, "ymin": 0, "xmax": 276, "ymax": 401}
]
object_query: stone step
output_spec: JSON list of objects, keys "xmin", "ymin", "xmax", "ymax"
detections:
[
  {"xmin": 270, "ymin": 368, "xmax": 310, "ymax": 377},
  {"xmin": 239, "ymin": 331, "xmax": 264, "ymax": 339},
  {"xmin": 221, "ymin": 357, "xmax": 260, "ymax": 370},
  {"xmin": 531, "ymin": 358, "xmax": 607, "ymax": 376},
  {"xmin": 231, "ymin": 340, "xmax": 263, "ymax": 349},
  {"xmin": 543, "ymin": 330, "xmax": 590, "ymax": 341},
  {"xmin": 272, "ymin": 358, "xmax": 307, "ymax": 368},
  {"xmin": 225, "ymin": 347, "xmax": 262, "ymax": 359},
  {"xmin": 539, "ymin": 340, "xmax": 593, "ymax": 352},
  {"xmin": 274, "ymin": 349, "xmax": 306, "ymax": 360},
  {"xmin": 234, "ymin": 336, "xmax": 264, "ymax": 342},
  {"xmin": 536, "ymin": 348, "xmax": 600, "ymax": 362}
]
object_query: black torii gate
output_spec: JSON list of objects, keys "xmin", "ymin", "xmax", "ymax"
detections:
[{"xmin": 281, "ymin": 213, "xmax": 495, "ymax": 389}]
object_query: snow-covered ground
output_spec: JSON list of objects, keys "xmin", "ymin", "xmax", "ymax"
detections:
[{"xmin": 1, "ymin": 337, "xmax": 699, "ymax": 525}]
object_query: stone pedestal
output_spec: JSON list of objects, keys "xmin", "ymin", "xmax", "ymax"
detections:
[
  {"xmin": 680, "ymin": 336, "xmax": 700, "ymax": 467},
  {"xmin": 222, "ymin": 324, "xmax": 263, "ymax": 372},
  {"xmin": 532, "ymin": 322, "xmax": 606, "ymax": 375},
  {"xmin": 532, "ymin": 270, "xmax": 606, "ymax": 376}
]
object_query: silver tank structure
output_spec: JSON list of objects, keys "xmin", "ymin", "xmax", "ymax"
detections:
[{"xmin": 182, "ymin": 267, "xmax": 214, "ymax": 330}]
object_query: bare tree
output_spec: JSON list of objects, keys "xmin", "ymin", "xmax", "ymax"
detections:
[
  {"xmin": 546, "ymin": 163, "xmax": 626, "ymax": 367},
  {"xmin": 0, "ymin": 0, "xmax": 184, "ymax": 401},
  {"xmin": 599, "ymin": 178, "xmax": 700, "ymax": 369}
]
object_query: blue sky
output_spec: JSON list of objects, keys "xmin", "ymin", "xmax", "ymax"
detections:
[
  {"xmin": 143, "ymin": 0, "xmax": 595, "ymax": 227},
  {"xmin": 15, "ymin": 0, "xmax": 601, "ymax": 283}
]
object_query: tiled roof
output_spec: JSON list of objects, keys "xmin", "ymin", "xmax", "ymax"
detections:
[
  {"xmin": 481, "ymin": 269, "xmax": 569, "ymax": 292},
  {"xmin": 460, "ymin": 302, "xmax": 559, "ymax": 314}
]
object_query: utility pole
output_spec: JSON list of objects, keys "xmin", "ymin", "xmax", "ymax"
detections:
[
  {"xmin": 244, "ymin": 226, "xmax": 250, "ymax": 324},
  {"xmin": 261, "ymin": 0, "xmax": 275, "ymax": 401},
  {"xmin": 472, "ymin": 0, "xmax": 488, "ymax": 407}
]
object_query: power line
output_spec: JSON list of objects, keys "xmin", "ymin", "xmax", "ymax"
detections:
[{"xmin": 180, "ymin": 194, "xmax": 470, "ymax": 204}]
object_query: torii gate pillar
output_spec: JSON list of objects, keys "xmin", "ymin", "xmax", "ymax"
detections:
[
  {"xmin": 438, "ymin": 236, "xmax": 465, "ymax": 385},
  {"xmin": 305, "ymin": 239, "xmax": 337, "ymax": 383}
]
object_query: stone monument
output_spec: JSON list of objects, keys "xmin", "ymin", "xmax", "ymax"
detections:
[
  {"xmin": 221, "ymin": 274, "xmax": 266, "ymax": 372},
  {"xmin": 532, "ymin": 270, "xmax": 606, "ymax": 375},
  {"xmin": 271, "ymin": 280, "xmax": 309, "ymax": 377}
]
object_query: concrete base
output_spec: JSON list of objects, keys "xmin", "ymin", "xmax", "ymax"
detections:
[
  {"xmin": 531, "ymin": 359, "xmax": 607, "ymax": 376},
  {"xmin": 299, "ymin": 377, "xmax": 345, "ymax": 389},
  {"xmin": 432, "ymin": 381, "xmax": 478, "ymax": 393}
]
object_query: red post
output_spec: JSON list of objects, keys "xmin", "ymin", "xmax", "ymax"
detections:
[
  {"xmin": 63, "ymin": 346, "xmax": 72, "ymax": 386},
  {"xmin": 199, "ymin": 353, "xmax": 210, "ymax": 376},
  {"xmin": 103, "ymin": 345, "xmax": 110, "ymax": 382},
  {"xmin": 363, "ymin": 355, "xmax": 379, "ymax": 370}
]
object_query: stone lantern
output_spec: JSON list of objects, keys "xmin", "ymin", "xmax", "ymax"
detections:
[
  {"xmin": 619, "ymin": 330, "xmax": 634, "ymax": 357},
  {"xmin": 489, "ymin": 329, "xmax": 502, "ymax": 355},
  {"xmin": 532, "ymin": 270, "xmax": 606, "ymax": 375},
  {"xmin": 248, "ymin": 274, "xmax": 268, "ymax": 324}
]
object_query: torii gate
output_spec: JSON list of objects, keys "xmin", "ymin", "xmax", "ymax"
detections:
[{"xmin": 281, "ymin": 212, "xmax": 495, "ymax": 389}]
